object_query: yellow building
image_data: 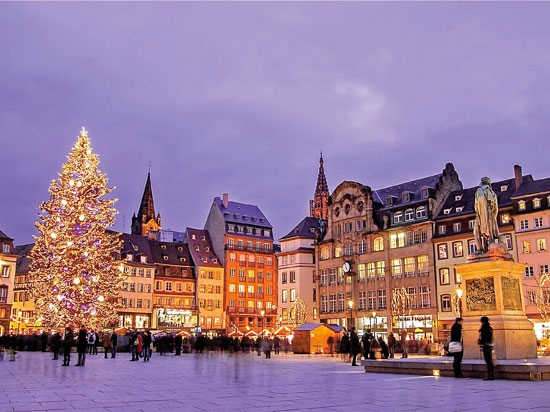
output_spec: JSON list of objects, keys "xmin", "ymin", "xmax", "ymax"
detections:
[
  {"xmin": 0, "ymin": 231, "xmax": 18, "ymax": 335},
  {"xmin": 186, "ymin": 228, "xmax": 225, "ymax": 335},
  {"xmin": 10, "ymin": 244, "xmax": 40, "ymax": 334}
]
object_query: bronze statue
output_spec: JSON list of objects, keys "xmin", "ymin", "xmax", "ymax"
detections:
[{"xmin": 473, "ymin": 177, "xmax": 500, "ymax": 253}]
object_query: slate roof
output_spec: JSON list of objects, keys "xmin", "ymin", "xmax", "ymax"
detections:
[
  {"xmin": 15, "ymin": 243, "xmax": 33, "ymax": 274},
  {"xmin": 185, "ymin": 227, "xmax": 222, "ymax": 268},
  {"xmin": 293, "ymin": 323, "xmax": 327, "ymax": 331},
  {"xmin": 327, "ymin": 324, "xmax": 346, "ymax": 332},
  {"xmin": 373, "ymin": 173, "xmax": 442, "ymax": 210},
  {"xmin": 0, "ymin": 230, "xmax": 13, "ymax": 241},
  {"xmin": 434, "ymin": 177, "xmax": 530, "ymax": 220},
  {"xmin": 158, "ymin": 229, "xmax": 186, "ymax": 243},
  {"xmin": 120, "ymin": 233, "xmax": 155, "ymax": 264},
  {"xmin": 214, "ymin": 198, "xmax": 272, "ymax": 228},
  {"xmin": 149, "ymin": 240, "xmax": 194, "ymax": 268},
  {"xmin": 511, "ymin": 178, "xmax": 550, "ymax": 198},
  {"xmin": 280, "ymin": 217, "xmax": 326, "ymax": 241}
]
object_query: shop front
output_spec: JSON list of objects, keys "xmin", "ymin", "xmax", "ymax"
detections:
[
  {"xmin": 118, "ymin": 313, "xmax": 152, "ymax": 329},
  {"xmin": 394, "ymin": 315, "xmax": 434, "ymax": 341},
  {"xmin": 154, "ymin": 308, "xmax": 197, "ymax": 332}
]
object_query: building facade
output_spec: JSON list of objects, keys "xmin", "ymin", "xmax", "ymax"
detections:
[
  {"xmin": 277, "ymin": 217, "xmax": 324, "ymax": 327},
  {"xmin": 0, "ymin": 231, "xmax": 17, "ymax": 335},
  {"xmin": 10, "ymin": 244, "xmax": 39, "ymax": 334},
  {"xmin": 186, "ymin": 228, "xmax": 225, "ymax": 335},
  {"xmin": 316, "ymin": 163, "xmax": 462, "ymax": 340},
  {"xmin": 432, "ymin": 171, "xmax": 523, "ymax": 340},
  {"xmin": 118, "ymin": 234, "xmax": 155, "ymax": 329},
  {"xmin": 510, "ymin": 171, "xmax": 550, "ymax": 341},
  {"xmin": 205, "ymin": 194, "xmax": 277, "ymax": 333}
]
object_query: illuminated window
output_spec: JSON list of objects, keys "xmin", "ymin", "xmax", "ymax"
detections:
[
  {"xmin": 454, "ymin": 270, "xmax": 462, "ymax": 284},
  {"xmin": 367, "ymin": 263, "xmax": 376, "ymax": 280},
  {"xmin": 537, "ymin": 238, "xmax": 547, "ymax": 252},
  {"xmin": 357, "ymin": 264, "xmax": 366, "ymax": 280},
  {"xmin": 501, "ymin": 215, "xmax": 510, "ymax": 224},
  {"xmin": 518, "ymin": 200, "xmax": 526, "ymax": 211},
  {"xmin": 533, "ymin": 198, "xmax": 541, "ymax": 209},
  {"xmin": 320, "ymin": 247, "xmax": 330, "ymax": 260},
  {"xmin": 334, "ymin": 245, "xmax": 342, "ymax": 258},
  {"xmin": 374, "ymin": 237, "xmax": 384, "ymax": 252},
  {"xmin": 439, "ymin": 268, "xmax": 450, "ymax": 285},
  {"xmin": 441, "ymin": 295, "xmax": 451, "ymax": 312},
  {"xmin": 404, "ymin": 257, "xmax": 415, "ymax": 276},
  {"xmin": 376, "ymin": 261, "xmax": 386, "ymax": 279},
  {"xmin": 290, "ymin": 289, "xmax": 296, "ymax": 302},
  {"xmin": 282, "ymin": 290, "xmax": 288, "ymax": 303},
  {"xmin": 453, "ymin": 241, "xmax": 463, "ymax": 257},
  {"xmin": 522, "ymin": 241, "xmax": 531, "ymax": 253},
  {"xmin": 392, "ymin": 259, "xmax": 402, "ymax": 278},
  {"xmin": 229, "ymin": 284, "xmax": 236, "ymax": 293},
  {"xmin": 417, "ymin": 255, "xmax": 429, "ymax": 275},
  {"xmin": 438, "ymin": 244, "xmax": 448, "ymax": 259}
]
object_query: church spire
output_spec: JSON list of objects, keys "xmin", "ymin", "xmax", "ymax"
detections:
[
  {"xmin": 310, "ymin": 152, "xmax": 329, "ymax": 220},
  {"xmin": 131, "ymin": 172, "xmax": 161, "ymax": 236}
]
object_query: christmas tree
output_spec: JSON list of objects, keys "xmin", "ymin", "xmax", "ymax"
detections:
[{"xmin": 30, "ymin": 127, "xmax": 123, "ymax": 330}]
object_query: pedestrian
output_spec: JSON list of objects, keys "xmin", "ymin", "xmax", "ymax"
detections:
[
  {"xmin": 143, "ymin": 331, "xmax": 152, "ymax": 362},
  {"xmin": 449, "ymin": 317, "xmax": 466, "ymax": 379},
  {"xmin": 129, "ymin": 331, "xmax": 137, "ymax": 361},
  {"xmin": 110, "ymin": 331, "xmax": 118, "ymax": 358},
  {"xmin": 51, "ymin": 331, "xmax": 61, "ymax": 360},
  {"xmin": 274, "ymin": 336, "xmax": 280, "ymax": 354},
  {"xmin": 136, "ymin": 332, "xmax": 143, "ymax": 360},
  {"xmin": 175, "ymin": 334, "xmax": 182, "ymax": 356},
  {"xmin": 41, "ymin": 331, "xmax": 48, "ymax": 352},
  {"xmin": 103, "ymin": 331, "xmax": 111, "ymax": 359},
  {"xmin": 87, "ymin": 330, "xmax": 96, "ymax": 355},
  {"xmin": 361, "ymin": 329, "xmax": 373, "ymax": 360},
  {"xmin": 340, "ymin": 330, "xmax": 350, "ymax": 361},
  {"xmin": 400, "ymin": 329, "xmax": 408, "ymax": 359},
  {"xmin": 76, "ymin": 325, "xmax": 88, "ymax": 366},
  {"xmin": 7, "ymin": 332, "xmax": 17, "ymax": 361},
  {"xmin": 387, "ymin": 332, "xmax": 396, "ymax": 359},
  {"xmin": 350, "ymin": 327, "xmax": 361, "ymax": 366},
  {"xmin": 93, "ymin": 330, "xmax": 99, "ymax": 355},
  {"xmin": 379, "ymin": 337, "xmax": 389, "ymax": 359},
  {"xmin": 370, "ymin": 337, "xmax": 381, "ymax": 359},
  {"xmin": 62, "ymin": 327, "xmax": 73, "ymax": 366},
  {"xmin": 478, "ymin": 316, "xmax": 495, "ymax": 381}
]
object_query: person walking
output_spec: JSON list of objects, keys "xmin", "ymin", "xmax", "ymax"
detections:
[
  {"xmin": 87, "ymin": 330, "xmax": 95, "ymax": 355},
  {"xmin": 387, "ymin": 332, "xmax": 396, "ymax": 359},
  {"xmin": 274, "ymin": 336, "xmax": 280, "ymax": 354},
  {"xmin": 450, "ymin": 317, "xmax": 466, "ymax": 379},
  {"xmin": 361, "ymin": 329, "xmax": 373, "ymax": 360},
  {"xmin": 340, "ymin": 331, "xmax": 350, "ymax": 361},
  {"xmin": 143, "ymin": 331, "xmax": 152, "ymax": 362},
  {"xmin": 400, "ymin": 329, "xmax": 408, "ymax": 359},
  {"xmin": 51, "ymin": 332, "xmax": 61, "ymax": 360},
  {"xmin": 350, "ymin": 328, "xmax": 361, "ymax": 366},
  {"xmin": 103, "ymin": 331, "xmax": 111, "ymax": 359},
  {"xmin": 175, "ymin": 334, "xmax": 182, "ymax": 356},
  {"xmin": 479, "ymin": 316, "xmax": 495, "ymax": 381},
  {"xmin": 129, "ymin": 331, "xmax": 137, "ymax": 361},
  {"xmin": 110, "ymin": 331, "xmax": 118, "ymax": 358},
  {"xmin": 93, "ymin": 331, "xmax": 99, "ymax": 355},
  {"xmin": 76, "ymin": 325, "xmax": 88, "ymax": 366},
  {"xmin": 62, "ymin": 327, "xmax": 73, "ymax": 366}
]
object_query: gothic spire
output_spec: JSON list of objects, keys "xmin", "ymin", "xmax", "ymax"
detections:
[
  {"xmin": 315, "ymin": 151, "xmax": 329, "ymax": 195},
  {"xmin": 310, "ymin": 152, "xmax": 329, "ymax": 220},
  {"xmin": 131, "ymin": 172, "xmax": 161, "ymax": 236}
]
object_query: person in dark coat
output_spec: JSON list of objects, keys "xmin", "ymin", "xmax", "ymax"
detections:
[
  {"xmin": 175, "ymin": 334, "xmax": 182, "ymax": 356},
  {"xmin": 350, "ymin": 328, "xmax": 361, "ymax": 366},
  {"xmin": 450, "ymin": 318, "xmax": 466, "ymax": 379},
  {"xmin": 361, "ymin": 329, "xmax": 374, "ymax": 360},
  {"xmin": 110, "ymin": 332, "xmax": 118, "ymax": 358},
  {"xmin": 379, "ymin": 337, "xmax": 389, "ymax": 359},
  {"xmin": 41, "ymin": 332, "xmax": 48, "ymax": 352},
  {"xmin": 51, "ymin": 332, "xmax": 61, "ymax": 360},
  {"xmin": 478, "ymin": 316, "xmax": 494, "ymax": 380},
  {"xmin": 76, "ymin": 326, "xmax": 88, "ymax": 366},
  {"xmin": 387, "ymin": 332, "xmax": 396, "ymax": 358},
  {"xmin": 340, "ymin": 331, "xmax": 350, "ymax": 361},
  {"xmin": 62, "ymin": 327, "xmax": 73, "ymax": 366},
  {"xmin": 400, "ymin": 329, "xmax": 408, "ymax": 358}
]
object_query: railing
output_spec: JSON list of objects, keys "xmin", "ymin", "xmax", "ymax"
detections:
[
  {"xmin": 225, "ymin": 245, "xmax": 274, "ymax": 255},
  {"xmin": 418, "ymin": 271, "xmax": 429, "ymax": 277},
  {"xmin": 248, "ymin": 292, "xmax": 255, "ymax": 298},
  {"xmin": 256, "ymin": 293, "xmax": 264, "ymax": 299},
  {"xmin": 257, "ymin": 263, "xmax": 264, "ymax": 268},
  {"xmin": 257, "ymin": 277, "xmax": 264, "ymax": 283},
  {"xmin": 238, "ymin": 292, "xmax": 246, "ymax": 298},
  {"xmin": 248, "ymin": 277, "xmax": 255, "ymax": 283},
  {"xmin": 405, "ymin": 272, "xmax": 415, "ymax": 278},
  {"xmin": 248, "ymin": 262, "xmax": 255, "ymax": 268}
]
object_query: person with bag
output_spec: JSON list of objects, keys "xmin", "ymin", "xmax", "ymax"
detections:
[
  {"xmin": 449, "ymin": 317, "xmax": 466, "ymax": 379},
  {"xmin": 478, "ymin": 316, "xmax": 495, "ymax": 381}
]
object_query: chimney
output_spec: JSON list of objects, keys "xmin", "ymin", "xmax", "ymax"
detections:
[
  {"xmin": 222, "ymin": 193, "xmax": 229, "ymax": 208},
  {"xmin": 514, "ymin": 165, "xmax": 522, "ymax": 191}
]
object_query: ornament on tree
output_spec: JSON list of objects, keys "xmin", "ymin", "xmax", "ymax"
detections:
[{"xmin": 29, "ymin": 127, "xmax": 124, "ymax": 330}]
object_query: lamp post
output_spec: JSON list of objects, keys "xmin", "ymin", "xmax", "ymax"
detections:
[
  {"xmin": 260, "ymin": 310, "xmax": 265, "ymax": 336},
  {"xmin": 372, "ymin": 311, "xmax": 377, "ymax": 338},
  {"xmin": 17, "ymin": 310, "xmax": 22, "ymax": 335},
  {"xmin": 348, "ymin": 300, "xmax": 354, "ymax": 330}
]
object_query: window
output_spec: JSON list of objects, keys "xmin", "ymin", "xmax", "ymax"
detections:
[
  {"xmin": 439, "ymin": 226, "xmax": 446, "ymax": 235},
  {"xmin": 469, "ymin": 220, "xmax": 475, "ymax": 230},
  {"xmin": 1, "ymin": 244, "xmax": 9, "ymax": 254},
  {"xmin": 229, "ymin": 268, "xmax": 236, "ymax": 278},
  {"xmin": 282, "ymin": 272, "xmax": 288, "ymax": 284},
  {"xmin": 453, "ymin": 223, "xmax": 461, "ymax": 233},
  {"xmin": 266, "ymin": 271, "xmax": 272, "ymax": 280},
  {"xmin": 320, "ymin": 271, "xmax": 328, "ymax": 286},
  {"xmin": 417, "ymin": 255, "xmax": 429, "ymax": 275},
  {"xmin": 518, "ymin": 200, "xmax": 526, "ymax": 211},
  {"xmin": 368, "ymin": 291, "xmax": 376, "ymax": 310},
  {"xmin": 155, "ymin": 281, "xmax": 161, "ymax": 290},
  {"xmin": 438, "ymin": 244, "xmax": 448, "ymax": 259},
  {"xmin": 390, "ymin": 232, "xmax": 405, "ymax": 248},
  {"xmin": 357, "ymin": 201, "xmax": 365, "ymax": 212},
  {"xmin": 359, "ymin": 291, "xmax": 366, "ymax": 310},
  {"xmin": 439, "ymin": 268, "xmax": 450, "ymax": 285},
  {"xmin": 367, "ymin": 263, "xmax": 376, "ymax": 280},
  {"xmin": 402, "ymin": 192, "xmax": 410, "ymax": 203},
  {"xmin": 386, "ymin": 197, "xmax": 393, "ymax": 207},
  {"xmin": 338, "ymin": 293, "xmax": 345, "ymax": 312},
  {"xmin": 394, "ymin": 212, "xmax": 403, "ymax": 224},
  {"xmin": 535, "ymin": 217, "xmax": 544, "ymax": 228},
  {"xmin": 358, "ymin": 240, "xmax": 366, "ymax": 254},
  {"xmin": 540, "ymin": 265, "xmax": 549, "ymax": 276},
  {"xmin": 320, "ymin": 247, "xmax": 330, "ymax": 260},
  {"xmin": 537, "ymin": 238, "xmax": 547, "ymax": 252},
  {"xmin": 441, "ymin": 295, "xmax": 451, "ymax": 312},
  {"xmin": 1, "ymin": 266, "xmax": 9, "ymax": 278},
  {"xmin": 526, "ymin": 291, "xmax": 536, "ymax": 305},
  {"xmin": 468, "ymin": 240, "xmax": 478, "ymax": 255},
  {"xmin": 229, "ymin": 284, "xmax": 236, "ymax": 293},
  {"xmin": 357, "ymin": 264, "xmax": 366, "ymax": 280},
  {"xmin": 420, "ymin": 286, "xmax": 431, "ymax": 308},
  {"xmin": 321, "ymin": 295, "xmax": 328, "ymax": 313},
  {"xmin": 404, "ymin": 257, "xmax": 415, "ymax": 277},
  {"xmin": 329, "ymin": 294, "xmax": 337, "ymax": 312},
  {"xmin": 378, "ymin": 290, "xmax": 387, "ymax": 309},
  {"xmin": 520, "ymin": 220, "xmax": 529, "ymax": 230},
  {"xmin": 505, "ymin": 234, "xmax": 513, "ymax": 250},
  {"xmin": 391, "ymin": 259, "xmax": 402, "ymax": 278},
  {"xmin": 335, "ymin": 207, "xmax": 340, "ymax": 217},
  {"xmin": 522, "ymin": 241, "xmax": 531, "ymax": 254},
  {"xmin": 376, "ymin": 261, "xmax": 386, "ymax": 279},
  {"xmin": 290, "ymin": 271, "xmax": 296, "ymax": 283},
  {"xmin": 334, "ymin": 245, "xmax": 342, "ymax": 258},
  {"xmin": 533, "ymin": 198, "xmax": 542, "ymax": 209},
  {"xmin": 416, "ymin": 206, "xmax": 427, "ymax": 219},
  {"xmin": 455, "ymin": 269, "xmax": 462, "ymax": 284},
  {"xmin": 344, "ymin": 243, "xmax": 353, "ymax": 256},
  {"xmin": 373, "ymin": 237, "xmax": 384, "ymax": 252},
  {"xmin": 281, "ymin": 290, "xmax": 288, "ymax": 303},
  {"xmin": 405, "ymin": 209, "xmax": 414, "ymax": 221},
  {"xmin": 129, "ymin": 283, "xmax": 136, "ymax": 292},
  {"xmin": 453, "ymin": 241, "xmax": 463, "ymax": 257}
]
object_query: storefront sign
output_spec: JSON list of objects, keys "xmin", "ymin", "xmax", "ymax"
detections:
[{"xmin": 157, "ymin": 308, "xmax": 196, "ymax": 328}]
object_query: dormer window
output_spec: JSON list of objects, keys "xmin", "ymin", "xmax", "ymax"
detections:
[
  {"xmin": 443, "ymin": 208, "xmax": 451, "ymax": 215},
  {"xmin": 402, "ymin": 192, "xmax": 411, "ymax": 203},
  {"xmin": 205, "ymin": 247, "xmax": 210, "ymax": 252},
  {"xmin": 212, "ymin": 258, "xmax": 217, "ymax": 263},
  {"xmin": 455, "ymin": 194, "xmax": 463, "ymax": 201},
  {"xmin": 195, "ymin": 246, "xmax": 200, "ymax": 251},
  {"xmin": 533, "ymin": 198, "xmax": 541, "ymax": 209},
  {"xmin": 202, "ymin": 257, "xmax": 208, "ymax": 263},
  {"xmin": 224, "ymin": 212, "xmax": 230, "ymax": 217},
  {"xmin": 394, "ymin": 211, "xmax": 403, "ymax": 223},
  {"xmin": 126, "ymin": 253, "xmax": 133, "ymax": 261},
  {"xmin": 179, "ymin": 257, "xmax": 186, "ymax": 262},
  {"xmin": 421, "ymin": 188, "xmax": 429, "ymax": 198},
  {"xmin": 260, "ymin": 218, "xmax": 266, "ymax": 223},
  {"xmin": 518, "ymin": 200, "xmax": 526, "ymax": 211},
  {"xmin": 416, "ymin": 206, "xmax": 427, "ymax": 219},
  {"xmin": 132, "ymin": 245, "xmax": 138, "ymax": 251},
  {"xmin": 177, "ymin": 246, "xmax": 183, "ymax": 251},
  {"xmin": 251, "ymin": 217, "xmax": 257, "ymax": 222},
  {"xmin": 140, "ymin": 256, "xmax": 147, "ymax": 263},
  {"xmin": 191, "ymin": 234, "xmax": 196, "ymax": 240},
  {"xmin": 233, "ymin": 214, "xmax": 240, "ymax": 219},
  {"xmin": 201, "ymin": 235, "xmax": 206, "ymax": 240},
  {"xmin": 163, "ymin": 255, "xmax": 168, "ymax": 261},
  {"xmin": 456, "ymin": 206, "xmax": 464, "ymax": 212},
  {"xmin": 405, "ymin": 209, "xmax": 414, "ymax": 221},
  {"xmin": 501, "ymin": 185, "xmax": 508, "ymax": 192},
  {"xmin": 242, "ymin": 215, "xmax": 249, "ymax": 221},
  {"xmin": 386, "ymin": 196, "xmax": 393, "ymax": 207},
  {"xmin": 161, "ymin": 244, "xmax": 167, "ymax": 250},
  {"xmin": 501, "ymin": 214, "xmax": 510, "ymax": 224}
]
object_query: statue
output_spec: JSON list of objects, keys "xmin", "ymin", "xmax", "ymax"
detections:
[{"xmin": 473, "ymin": 177, "xmax": 500, "ymax": 253}]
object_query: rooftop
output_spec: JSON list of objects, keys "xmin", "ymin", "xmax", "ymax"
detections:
[{"xmin": 280, "ymin": 216, "xmax": 325, "ymax": 241}]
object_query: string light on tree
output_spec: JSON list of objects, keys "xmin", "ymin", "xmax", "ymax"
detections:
[{"xmin": 29, "ymin": 127, "xmax": 124, "ymax": 330}]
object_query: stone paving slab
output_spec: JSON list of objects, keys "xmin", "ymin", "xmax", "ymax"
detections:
[{"xmin": 1, "ymin": 352, "xmax": 550, "ymax": 411}]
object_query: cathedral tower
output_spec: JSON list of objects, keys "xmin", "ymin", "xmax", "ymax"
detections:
[
  {"xmin": 131, "ymin": 172, "xmax": 161, "ymax": 236},
  {"xmin": 309, "ymin": 152, "xmax": 329, "ymax": 220}
]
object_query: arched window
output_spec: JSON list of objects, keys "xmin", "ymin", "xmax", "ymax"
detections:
[
  {"xmin": 335, "ymin": 207, "xmax": 341, "ymax": 217},
  {"xmin": 357, "ymin": 240, "xmax": 366, "ymax": 254},
  {"xmin": 357, "ymin": 201, "xmax": 365, "ymax": 212},
  {"xmin": 394, "ymin": 211, "xmax": 403, "ymax": 224},
  {"xmin": 373, "ymin": 237, "xmax": 384, "ymax": 252},
  {"xmin": 334, "ymin": 244, "xmax": 342, "ymax": 258},
  {"xmin": 405, "ymin": 209, "xmax": 414, "ymax": 221},
  {"xmin": 416, "ymin": 206, "xmax": 427, "ymax": 219},
  {"xmin": 320, "ymin": 247, "xmax": 330, "ymax": 260},
  {"xmin": 345, "ymin": 204, "xmax": 351, "ymax": 215}
]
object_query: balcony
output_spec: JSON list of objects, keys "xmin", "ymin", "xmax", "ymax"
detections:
[
  {"xmin": 238, "ymin": 292, "xmax": 246, "ymax": 298},
  {"xmin": 248, "ymin": 277, "xmax": 255, "ymax": 283},
  {"xmin": 257, "ymin": 263, "xmax": 264, "ymax": 268},
  {"xmin": 239, "ymin": 261, "xmax": 246, "ymax": 266},
  {"xmin": 248, "ymin": 262, "xmax": 256, "ymax": 268},
  {"xmin": 225, "ymin": 244, "xmax": 274, "ymax": 255},
  {"xmin": 248, "ymin": 292, "xmax": 255, "ymax": 298},
  {"xmin": 256, "ymin": 293, "xmax": 264, "ymax": 299}
]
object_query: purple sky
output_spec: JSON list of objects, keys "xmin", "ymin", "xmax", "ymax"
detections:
[{"xmin": 3, "ymin": 2, "xmax": 550, "ymax": 245}]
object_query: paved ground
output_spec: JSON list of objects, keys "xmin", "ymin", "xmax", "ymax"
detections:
[{"xmin": 1, "ymin": 352, "xmax": 549, "ymax": 412}]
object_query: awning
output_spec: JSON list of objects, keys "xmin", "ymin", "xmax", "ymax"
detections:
[
  {"xmin": 245, "ymin": 330, "xmax": 258, "ymax": 337},
  {"xmin": 114, "ymin": 327, "xmax": 127, "ymax": 335},
  {"xmin": 228, "ymin": 330, "xmax": 244, "ymax": 337},
  {"xmin": 273, "ymin": 326, "xmax": 293, "ymax": 336},
  {"xmin": 176, "ymin": 329, "xmax": 190, "ymax": 337}
]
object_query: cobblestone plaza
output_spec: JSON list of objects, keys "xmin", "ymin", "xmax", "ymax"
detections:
[{"xmin": 1, "ymin": 353, "xmax": 549, "ymax": 412}]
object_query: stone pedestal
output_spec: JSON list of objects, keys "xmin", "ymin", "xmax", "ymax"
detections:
[{"xmin": 456, "ymin": 258, "xmax": 537, "ymax": 360}]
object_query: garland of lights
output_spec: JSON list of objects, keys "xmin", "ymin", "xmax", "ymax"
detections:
[
  {"xmin": 28, "ymin": 128, "xmax": 124, "ymax": 330},
  {"xmin": 288, "ymin": 297, "xmax": 308, "ymax": 327},
  {"xmin": 391, "ymin": 287, "xmax": 412, "ymax": 329},
  {"xmin": 536, "ymin": 273, "xmax": 550, "ymax": 320}
]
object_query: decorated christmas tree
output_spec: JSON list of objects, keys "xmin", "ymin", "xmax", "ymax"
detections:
[{"xmin": 30, "ymin": 127, "xmax": 123, "ymax": 330}]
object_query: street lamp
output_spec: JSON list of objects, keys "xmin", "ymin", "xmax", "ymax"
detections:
[
  {"xmin": 17, "ymin": 310, "xmax": 22, "ymax": 335},
  {"xmin": 372, "ymin": 311, "xmax": 377, "ymax": 337},
  {"xmin": 260, "ymin": 310, "xmax": 265, "ymax": 336},
  {"xmin": 348, "ymin": 300, "xmax": 354, "ymax": 330}
]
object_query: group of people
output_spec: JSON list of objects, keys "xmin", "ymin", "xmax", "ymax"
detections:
[{"xmin": 450, "ymin": 316, "xmax": 495, "ymax": 380}]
